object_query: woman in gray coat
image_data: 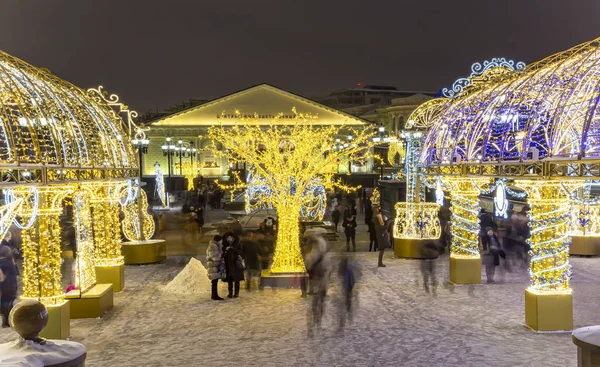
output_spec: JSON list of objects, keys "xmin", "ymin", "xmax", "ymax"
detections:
[{"xmin": 206, "ymin": 235, "xmax": 225, "ymax": 300}]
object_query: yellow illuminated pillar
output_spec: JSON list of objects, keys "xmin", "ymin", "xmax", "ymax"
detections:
[
  {"xmin": 91, "ymin": 184, "xmax": 125, "ymax": 291},
  {"xmin": 16, "ymin": 187, "xmax": 70, "ymax": 339},
  {"xmin": 448, "ymin": 179, "xmax": 483, "ymax": 284},
  {"xmin": 270, "ymin": 204, "xmax": 306, "ymax": 273},
  {"xmin": 72, "ymin": 191, "xmax": 97, "ymax": 293},
  {"xmin": 516, "ymin": 180, "xmax": 574, "ymax": 331}
]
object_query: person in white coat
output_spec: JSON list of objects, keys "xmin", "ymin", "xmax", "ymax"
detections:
[{"xmin": 206, "ymin": 235, "xmax": 225, "ymax": 300}]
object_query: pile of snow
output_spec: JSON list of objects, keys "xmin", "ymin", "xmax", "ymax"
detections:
[
  {"xmin": 163, "ymin": 257, "xmax": 212, "ymax": 295},
  {"xmin": 0, "ymin": 339, "xmax": 86, "ymax": 367}
]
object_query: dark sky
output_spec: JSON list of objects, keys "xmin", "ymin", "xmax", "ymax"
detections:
[{"xmin": 1, "ymin": 1, "xmax": 599, "ymax": 113}]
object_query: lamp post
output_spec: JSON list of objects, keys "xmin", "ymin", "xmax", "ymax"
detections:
[
  {"xmin": 372, "ymin": 126, "xmax": 390, "ymax": 179},
  {"xmin": 131, "ymin": 135, "xmax": 149, "ymax": 183},
  {"xmin": 161, "ymin": 136, "xmax": 176, "ymax": 177}
]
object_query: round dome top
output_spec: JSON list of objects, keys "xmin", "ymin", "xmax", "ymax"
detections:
[
  {"xmin": 421, "ymin": 37, "xmax": 600, "ymax": 166},
  {"xmin": 0, "ymin": 50, "xmax": 137, "ymax": 178}
]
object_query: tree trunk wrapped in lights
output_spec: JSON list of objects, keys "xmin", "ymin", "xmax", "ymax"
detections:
[{"xmin": 208, "ymin": 109, "xmax": 375, "ymax": 274}]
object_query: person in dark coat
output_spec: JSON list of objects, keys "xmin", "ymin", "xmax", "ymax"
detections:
[
  {"xmin": 367, "ymin": 218, "xmax": 378, "ymax": 252},
  {"xmin": 364, "ymin": 197, "xmax": 373, "ymax": 224},
  {"xmin": 241, "ymin": 233, "xmax": 262, "ymax": 290},
  {"xmin": 332, "ymin": 207, "xmax": 341, "ymax": 232},
  {"xmin": 222, "ymin": 232, "xmax": 244, "ymax": 298},
  {"xmin": 194, "ymin": 207, "xmax": 205, "ymax": 234},
  {"xmin": 0, "ymin": 246, "xmax": 18, "ymax": 327},
  {"xmin": 343, "ymin": 209, "xmax": 357, "ymax": 252},
  {"xmin": 480, "ymin": 227, "xmax": 502, "ymax": 283}
]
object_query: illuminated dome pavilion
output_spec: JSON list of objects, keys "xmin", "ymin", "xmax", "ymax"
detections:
[
  {"xmin": 0, "ymin": 50, "xmax": 137, "ymax": 178},
  {"xmin": 421, "ymin": 38, "xmax": 600, "ymax": 167}
]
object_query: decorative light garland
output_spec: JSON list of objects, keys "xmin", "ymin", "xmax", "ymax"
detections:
[
  {"xmin": 394, "ymin": 202, "xmax": 441, "ymax": 239},
  {"xmin": 516, "ymin": 181, "xmax": 572, "ymax": 293}
]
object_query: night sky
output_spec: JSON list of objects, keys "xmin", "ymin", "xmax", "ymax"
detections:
[{"xmin": 1, "ymin": 1, "xmax": 599, "ymax": 113}]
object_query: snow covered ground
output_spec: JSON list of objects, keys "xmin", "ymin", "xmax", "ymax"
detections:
[{"xmin": 1, "ymin": 251, "xmax": 599, "ymax": 366}]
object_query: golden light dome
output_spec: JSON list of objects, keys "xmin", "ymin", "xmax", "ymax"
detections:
[{"xmin": 0, "ymin": 50, "xmax": 137, "ymax": 182}]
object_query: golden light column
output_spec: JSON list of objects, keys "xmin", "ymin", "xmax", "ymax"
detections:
[
  {"xmin": 516, "ymin": 180, "xmax": 578, "ymax": 331},
  {"xmin": 208, "ymin": 109, "xmax": 375, "ymax": 273},
  {"xmin": 446, "ymin": 178, "xmax": 490, "ymax": 284}
]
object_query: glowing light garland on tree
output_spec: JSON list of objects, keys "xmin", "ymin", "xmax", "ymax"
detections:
[{"xmin": 208, "ymin": 109, "xmax": 375, "ymax": 273}]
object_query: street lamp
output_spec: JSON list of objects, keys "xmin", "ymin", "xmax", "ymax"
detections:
[
  {"xmin": 132, "ymin": 128, "xmax": 150, "ymax": 183},
  {"xmin": 161, "ymin": 136, "xmax": 176, "ymax": 177},
  {"xmin": 173, "ymin": 139, "xmax": 196, "ymax": 175},
  {"xmin": 372, "ymin": 126, "xmax": 390, "ymax": 178}
]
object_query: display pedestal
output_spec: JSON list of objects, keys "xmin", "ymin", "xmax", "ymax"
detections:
[
  {"xmin": 260, "ymin": 271, "xmax": 307, "ymax": 288},
  {"xmin": 95, "ymin": 264, "xmax": 125, "ymax": 292},
  {"xmin": 525, "ymin": 289, "xmax": 573, "ymax": 331},
  {"xmin": 394, "ymin": 238, "xmax": 438, "ymax": 258},
  {"xmin": 570, "ymin": 236, "xmax": 600, "ymax": 256},
  {"xmin": 572, "ymin": 326, "xmax": 600, "ymax": 367},
  {"xmin": 121, "ymin": 239, "xmax": 167, "ymax": 264},
  {"xmin": 66, "ymin": 284, "xmax": 114, "ymax": 319},
  {"xmin": 449, "ymin": 255, "xmax": 481, "ymax": 284},
  {"xmin": 40, "ymin": 301, "xmax": 70, "ymax": 340}
]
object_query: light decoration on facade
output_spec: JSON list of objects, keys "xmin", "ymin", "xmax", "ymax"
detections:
[
  {"xmin": 564, "ymin": 181, "xmax": 600, "ymax": 237},
  {"xmin": 154, "ymin": 163, "xmax": 167, "ymax": 208},
  {"xmin": 208, "ymin": 109, "xmax": 375, "ymax": 273},
  {"xmin": 394, "ymin": 202, "xmax": 441, "ymax": 239},
  {"xmin": 516, "ymin": 181, "xmax": 577, "ymax": 293},
  {"xmin": 122, "ymin": 187, "xmax": 155, "ymax": 241},
  {"xmin": 494, "ymin": 180, "xmax": 509, "ymax": 218},
  {"xmin": 442, "ymin": 57, "xmax": 526, "ymax": 98}
]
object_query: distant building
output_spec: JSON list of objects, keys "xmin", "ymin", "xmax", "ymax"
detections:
[{"xmin": 315, "ymin": 85, "xmax": 436, "ymax": 135}]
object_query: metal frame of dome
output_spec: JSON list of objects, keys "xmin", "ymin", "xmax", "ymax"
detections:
[
  {"xmin": 0, "ymin": 50, "xmax": 138, "ymax": 186},
  {"xmin": 420, "ymin": 37, "xmax": 600, "ymax": 180}
]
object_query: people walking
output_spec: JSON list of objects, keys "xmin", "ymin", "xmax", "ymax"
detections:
[
  {"xmin": 420, "ymin": 243, "xmax": 440, "ymax": 295},
  {"xmin": 332, "ymin": 206, "xmax": 341, "ymax": 232},
  {"xmin": 223, "ymin": 232, "xmax": 245, "ymax": 298},
  {"xmin": 337, "ymin": 256, "xmax": 356, "ymax": 331},
  {"xmin": 0, "ymin": 246, "xmax": 18, "ymax": 327},
  {"xmin": 481, "ymin": 227, "xmax": 501, "ymax": 283},
  {"xmin": 343, "ymin": 209, "xmax": 357, "ymax": 252},
  {"xmin": 241, "ymin": 232, "xmax": 262, "ymax": 290},
  {"xmin": 206, "ymin": 235, "xmax": 225, "ymax": 300},
  {"xmin": 375, "ymin": 208, "xmax": 389, "ymax": 267},
  {"xmin": 368, "ymin": 218, "xmax": 378, "ymax": 252},
  {"xmin": 305, "ymin": 235, "xmax": 330, "ymax": 337},
  {"xmin": 364, "ymin": 196, "xmax": 373, "ymax": 224}
]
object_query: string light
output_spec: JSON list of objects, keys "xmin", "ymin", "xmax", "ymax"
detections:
[
  {"xmin": 448, "ymin": 179, "xmax": 485, "ymax": 258},
  {"xmin": 73, "ymin": 190, "xmax": 96, "ymax": 293},
  {"xmin": 122, "ymin": 187, "xmax": 155, "ymax": 241},
  {"xmin": 154, "ymin": 163, "xmax": 167, "ymax": 207},
  {"xmin": 516, "ymin": 181, "xmax": 573, "ymax": 293},
  {"xmin": 207, "ymin": 108, "xmax": 375, "ymax": 273}
]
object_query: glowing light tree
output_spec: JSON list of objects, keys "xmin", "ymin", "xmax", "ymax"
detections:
[{"xmin": 208, "ymin": 109, "xmax": 375, "ymax": 273}]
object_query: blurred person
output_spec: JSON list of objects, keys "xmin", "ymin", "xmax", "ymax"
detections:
[
  {"xmin": 0, "ymin": 246, "xmax": 18, "ymax": 327},
  {"xmin": 305, "ymin": 234, "xmax": 330, "ymax": 337},
  {"xmin": 479, "ymin": 209, "xmax": 496, "ymax": 233},
  {"xmin": 300, "ymin": 233, "xmax": 314, "ymax": 297},
  {"xmin": 337, "ymin": 256, "xmax": 356, "ymax": 331},
  {"xmin": 0, "ymin": 231, "xmax": 19, "ymax": 261},
  {"xmin": 241, "ymin": 232, "xmax": 262, "ymax": 290},
  {"xmin": 206, "ymin": 235, "xmax": 225, "ymax": 300},
  {"xmin": 195, "ymin": 206, "xmax": 205, "ymax": 234},
  {"xmin": 480, "ymin": 227, "xmax": 501, "ymax": 283},
  {"xmin": 375, "ymin": 208, "xmax": 389, "ymax": 267},
  {"xmin": 364, "ymin": 196, "xmax": 373, "ymax": 224},
  {"xmin": 222, "ymin": 232, "xmax": 245, "ymax": 298},
  {"xmin": 332, "ymin": 205, "xmax": 341, "ymax": 232},
  {"xmin": 230, "ymin": 217, "xmax": 244, "ymax": 238},
  {"xmin": 367, "ymin": 217, "xmax": 378, "ymax": 252},
  {"xmin": 420, "ymin": 243, "xmax": 440, "ymax": 295},
  {"xmin": 343, "ymin": 208, "xmax": 357, "ymax": 252}
]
